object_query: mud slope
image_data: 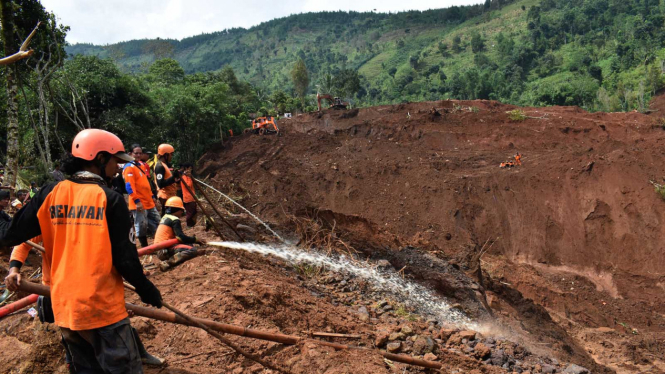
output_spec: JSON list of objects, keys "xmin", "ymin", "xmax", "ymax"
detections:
[{"xmin": 200, "ymin": 99, "xmax": 665, "ymax": 372}]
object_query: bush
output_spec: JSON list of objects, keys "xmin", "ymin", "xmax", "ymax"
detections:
[{"xmin": 507, "ymin": 109, "xmax": 527, "ymax": 121}]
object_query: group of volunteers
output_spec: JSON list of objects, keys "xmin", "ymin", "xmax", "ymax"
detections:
[{"xmin": 0, "ymin": 129, "xmax": 209, "ymax": 373}]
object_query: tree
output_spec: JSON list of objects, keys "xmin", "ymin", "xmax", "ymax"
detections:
[
  {"xmin": 452, "ymin": 35, "xmax": 463, "ymax": 53},
  {"xmin": 332, "ymin": 69, "xmax": 361, "ymax": 99},
  {"xmin": 149, "ymin": 58, "xmax": 185, "ymax": 85},
  {"xmin": 588, "ymin": 66, "xmax": 603, "ymax": 84},
  {"xmin": 647, "ymin": 64, "xmax": 661, "ymax": 95},
  {"xmin": 409, "ymin": 55, "xmax": 420, "ymax": 69},
  {"xmin": 291, "ymin": 58, "xmax": 309, "ymax": 105},
  {"xmin": 22, "ymin": 15, "xmax": 67, "ymax": 170},
  {"xmin": 0, "ymin": 0, "xmax": 20, "ymax": 188},
  {"xmin": 317, "ymin": 73, "xmax": 334, "ymax": 95},
  {"xmin": 142, "ymin": 39, "xmax": 175, "ymax": 60},
  {"xmin": 438, "ymin": 42, "xmax": 449, "ymax": 57},
  {"xmin": 471, "ymin": 33, "xmax": 485, "ymax": 53}
]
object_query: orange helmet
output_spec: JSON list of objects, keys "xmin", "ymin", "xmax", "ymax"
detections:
[
  {"xmin": 158, "ymin": 144, "xmax": 175, "ymax": 156},
  {"xmin": 165, "ymin": 196, "xmax": 184, "ymax": 210},
  {"xmin": 72, "ymin": 129, "xmax": 133, "ymax": 162}
]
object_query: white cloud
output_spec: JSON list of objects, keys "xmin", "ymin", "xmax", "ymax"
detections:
[{"xmin": 41, "ymin": 0, "xmax": 483, "ymax": 45}]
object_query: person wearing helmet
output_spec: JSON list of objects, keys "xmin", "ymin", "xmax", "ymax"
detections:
[
  {"xmin": 154, "ymin": 196, "xmax": 206, "ymax": 271},
  {"xmin": 123, "ymin": 144, "xmax": 161, "ymax": 248},
  {"xmin": 155, "ymin": 144, "xmax": 180, "ymax": 216},
  {"xmin": 1, "ymin": 129, "xmax": 162, "ymax": 373}
]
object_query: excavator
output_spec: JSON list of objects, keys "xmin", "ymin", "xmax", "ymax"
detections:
[
  {"xmin": 317, "ymin": 93, "xmax": 348, "ymax": 111},
  {"xmin": 247, "ymin": 116, "xmax": 279, "ymax": 135}
]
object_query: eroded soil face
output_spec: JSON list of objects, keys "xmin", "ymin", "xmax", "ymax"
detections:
[{"xmin": 1, "ymin": 99, "xmax": 664, "ymax": 373}]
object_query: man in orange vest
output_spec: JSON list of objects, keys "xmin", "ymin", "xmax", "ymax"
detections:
[
  {"xmin": 1, "ymin": 129, "xmax": 162, "ymax": 373},
  {"xmin": 155, "ymin": 196, "xmax": 206, "ymax": 271},
  {"xmin": 180, "ymin": 163, "xmax": 197, "ymax": 227},
  {"xmin": 124, "ymin": 144, "xmax": 161, "ymax": 247},
  {"xmin": 155, "ymin": 144, "xmax": 180, "ymax": 216}
]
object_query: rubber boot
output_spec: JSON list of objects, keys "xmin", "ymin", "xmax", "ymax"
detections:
[
  {"xmin": 142, "ymin": 352, "xmax": 166, "ymax": 366},
  {"xmin": 133, "ymin": 327, "xmax": 165, "ymax": 366},
  {"xmin": 138, "ymin": 236, "xmax": 149, "ymax": 248}
]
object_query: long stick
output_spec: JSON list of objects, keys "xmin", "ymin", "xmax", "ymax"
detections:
[
  {"xmin": 180, "ymin": 179, "xmax": 226, "ymax": 240},
  {"xmin": 194, "ymin": 178, "xmax": 285, "ymax": 243},
  {"xmin": 26, "ymin": 240, "xmax": 45, "ymax": 252},
  {"xmin": 191, "ymin": 178, "xmax": 244, "ymax": 242},
  {"xmin": 122, "ymin": 283, "xmax": 284, "ymax": 373},
  {"xmin": 17, "ymin": 281, "xmax": 444, "ymax": 370}
]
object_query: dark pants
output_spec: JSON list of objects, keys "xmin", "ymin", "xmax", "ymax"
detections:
[
  {"xmin": 158, "ymin": 197, "xmax": 167, "ymax": 216},
  {"xmin": 157, "ymin": 244, "xmax": 199, "ymax": 267},
  {"xmin": 59, "ymin": 317, "xmax": 143, "ymax": 374},
  {"xmin": 184, "ymin": 201, "xmax": 197, "ymax": 227}
]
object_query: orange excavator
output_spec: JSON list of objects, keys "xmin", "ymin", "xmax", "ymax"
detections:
[
  {"xmin": 247, "ymin": 116, "xmax": 279, "ymax": 135},
  {"xmin": 317, "ymin": 93, "xmax": 348, "ymax": 111}
]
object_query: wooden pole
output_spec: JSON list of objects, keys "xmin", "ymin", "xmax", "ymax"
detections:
[
  {"xmin": 18, "ymin": 281, "xmax": 445, "ymax": 371},
  {"xmin": 190, "ymin": 178, "xmax": 244, "ymax": 242},
  {"xmin": 122, "ymin": 282, "xmax": 285, "ymax": 373},
  {"xmin": 180, "ymin": 179, "xmax": 226, "ymax": 240}
]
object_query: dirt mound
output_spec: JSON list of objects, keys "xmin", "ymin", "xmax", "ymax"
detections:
[
  {"xmin": 198, "ymin": 99, "xmax": 665, "ymax": 372},
  {"xmin": 2, "ymin": 99, "xmax": 665, "ymax": 373}
]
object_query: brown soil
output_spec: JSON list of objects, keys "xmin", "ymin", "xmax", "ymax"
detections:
[{"xmin": 2, "ymin": 98, "xmax": 665, "ymax": 373}]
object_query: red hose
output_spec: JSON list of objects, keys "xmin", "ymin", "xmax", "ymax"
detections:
[
  {"xmin": 0, "ymin": 294, "xmax": 39, "ymax": 318},
  {"xmin": 137, "ymin": 238, "xmax": 180, "ymax": 256}
]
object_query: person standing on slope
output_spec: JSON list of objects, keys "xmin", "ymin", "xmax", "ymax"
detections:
[
  {"xmin": 1, "ymin": 129, "xmax": 162, "ymax": 373},
  {"xmin": 124, "ymin": 144, "xmax": 161, "ymax": 248},
  {"xmin": 154, "ymin": 144, "xmax": 180, "ymax": 216},
  {"xmin": 180, "ymin": 163, "xmax": 197, "ymax": 227}
]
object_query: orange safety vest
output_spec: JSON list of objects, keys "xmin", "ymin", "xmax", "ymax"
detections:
[
  {"xmin": 123, "ymin": 163, "xmax": 155, "ymax": 210},
  {"xmin": 181, "ymin": 175, "xmax": 195, "ymax": 203},
  {"xmin": 154, "ymin": 214, "xmax": 178, "ymax": 244},
  {"xmin": 37, "ymin": 181, "xmax": 127, "ymax": 330},
  {"xmin": 156, "ymin": 162, "xmax": 178, "ymax": 200}
]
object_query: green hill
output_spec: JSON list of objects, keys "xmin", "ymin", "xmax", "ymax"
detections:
[{"xmin": 66, "ymin": 0, "xmax": 665, "ymax": 111}]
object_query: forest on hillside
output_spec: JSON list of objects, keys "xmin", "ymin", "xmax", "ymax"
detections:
[
  {"xmin": 69, "ymin": 0, "xmax": 665, "ymax": 113},
  {"xmin": 3, "ymin": 0, "xmax": 665, "ymax": 184}
]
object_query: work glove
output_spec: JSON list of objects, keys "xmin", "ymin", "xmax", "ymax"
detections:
[{"xmin": 137, "ymin": 281, "xmax": 163, "ymax": 308}]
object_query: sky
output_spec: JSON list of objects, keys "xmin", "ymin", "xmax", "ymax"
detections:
[{"xmin": 40, "ymin": 0, "xmax": 483, "ymax": 45}]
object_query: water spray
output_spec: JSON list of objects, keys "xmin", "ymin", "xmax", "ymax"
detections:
[{"xmin": 207, "ymin": 241, "xmax": 477, "ymax": 329}]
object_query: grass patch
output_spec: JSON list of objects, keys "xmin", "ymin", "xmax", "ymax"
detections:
[
  {"xmin": 394, "ymin": 303, "xmax": 418, "ymax": 321},
  {"xmin": 293, "ymin": 263, "xmax": 323, "ymax": 279},
  {"xmin": 654, "ymin": 183, "xmax": 665, "ymax": 201},
  {"xmin": 507, "ymin": 109, "xmax": 527, "ymax": 121}
]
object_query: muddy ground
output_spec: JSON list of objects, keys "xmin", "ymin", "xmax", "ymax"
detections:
[{"xmin": 1, "ymin": 98, "xmax": 665, "ymax": 373}]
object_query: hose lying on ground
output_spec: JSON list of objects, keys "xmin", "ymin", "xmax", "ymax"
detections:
[{"xmin": 16, "ymin": 281, "xmax": 444, "ymax": 370}]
